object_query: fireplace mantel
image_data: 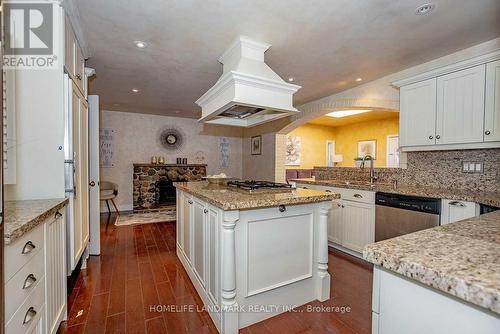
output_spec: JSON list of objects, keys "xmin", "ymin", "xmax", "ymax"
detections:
[{"xmin": 133, "ymin": 163, "xmax": 207, "ymax": 212}]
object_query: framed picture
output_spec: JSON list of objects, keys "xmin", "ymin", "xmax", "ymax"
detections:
[
  {"xmin": 285, "ymin": 136, "xmax": 301, "ymax": 165},
  {"xmin": 251, "ymin": 135, "xmax": 262, "ymax": 155},
  {"xmin": 358, "ymin": 140, "xmax": 376, "ymax": 159}
]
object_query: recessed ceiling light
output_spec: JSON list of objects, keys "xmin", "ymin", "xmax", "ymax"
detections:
[
  {"xmin": 131, "ymin": 88, "xmax": 139, "ymax": 93},
  {"xmin": 288, "ymin": 77, "xmax": 295, "ymax": 82},
  {"xmin": 134, "ymin": 41, "xmax": 147, "ymax": 48},
  {"xmin": 355, "ymin": 78, "xmax": 363, "ymax": 82},
  {"xmin": 174, "ymin": 111, "xmax": 180, "ymax": 114},
  {"xmin": 326, "ymin": 109, "xmax": 371, "ymax": 118},
  {"xmin": 113, "ymin": 103, "xmax": 121, "ymax": 106},
  {"xmin": 415, "ymin": 3, "xmax": 435, "ymax": 15}
]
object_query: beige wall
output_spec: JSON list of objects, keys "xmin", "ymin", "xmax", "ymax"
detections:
[
  {"xmin": 285, "ymin": 116, "xmax": 399, "ymax": 169},
  {"xmin": 286, "ymin": 124, "xmax": 336, "ymax": 169},
  {"xmin": 100, "ymin": 110, "xmax": 243, "ymax": 210},
  {"xmin": 242, "ymin": 133, "xmax": 277, "ymax": 181},
  {"xmin": 334, "ymin": 116, "xmax": 399, "ymax": 167}
]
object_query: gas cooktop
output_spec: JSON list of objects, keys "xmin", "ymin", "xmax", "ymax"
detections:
[{"xmin": 226, "ymin": 180, "xmax": 294, "ymax": 193}]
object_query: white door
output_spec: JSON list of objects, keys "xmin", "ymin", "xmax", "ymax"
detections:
[
  {"xmin": 485, "ymin": 60, "xmax": 500, "ymax": 142},
  {"xmin": 192, "ymin": 199, "xmax": 206, "ymax": 285},
  {"xmin": 183, "ymin": 195, "xmax": 192, "ymax": 262},
  {"xmin": 207, "ymin": 205, "xmax": 219, "ymax": 304},
  {"xmin": 79, "ymin": 98, "xmax": 90, "ymax": 247},
  {"xmin": 326, "ymin": 140, "xmax": 335, "ymax": 167},
  {"xmin": 436, "ymin": 64, "xmax": 486, "ymax": 144},
  {"xmin": 88, "ymin": 96, "xmax": 100, "ymax": 255},
  {"xmin": 386, "ymin": 135, "xmax": 399, "ymax": 168},
  {"xmin": 341, "ymin": 200, "xmax": 375, "ymax": 253},
  {"xmin": 71, "ymin": 83, "xmax": 83, "ymax": 267},
  {"xmin": 328, "ymin": 200, "xmax": 343, "ymax": 244},
  {"xmin": 400, "ymin": 78, "xmax": 437, "ymax": 147}
]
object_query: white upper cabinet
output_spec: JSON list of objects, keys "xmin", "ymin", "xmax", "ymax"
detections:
[
  {"xmin": 485, "ymin": 60, "xmax": 500, "ymax": 142},
  {"xmin": 400, "ymin": 78, "xmax": 437, "ymax": 147},
  {"xmin": 436, "ymin": 65, "xmax": 485, "ymax": 145},
  {"xmin": 396, "ymin": 51, "xmax": 500, "ymax": 151},
  {"xmin": 64, "ymin": 17, "xmax": 85, "ymax": 95}
]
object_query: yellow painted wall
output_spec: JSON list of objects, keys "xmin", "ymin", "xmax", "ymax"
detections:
[
  {"xmin": 286, "ymin": 124, "xmax": 336, "ymax": 169},
  {"xmin": 334, "ymin": 117, "xmax": 399, "ymax": 167},
  {"xmin": 286, "ymin": 116, "xmax": 399, "ymax": 168}
]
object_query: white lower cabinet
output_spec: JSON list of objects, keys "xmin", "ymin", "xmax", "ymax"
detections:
[
  {"xmin": 5, "ymin": 207, "xmax": 67, "ymax": 334},
  {"xmin": 372, "ymin": 266, "xmax": 500, "ymax": 334},
  {"xmin": 441, "ymin": 199, "xmax": 479, "ymax": 225},
  {"xmin": 297, "ymin": 183, "xmax": 375, "ymax": 254},
  {"xmin": 341, "ymin": 200, "xmax": 376, "ymax": 253},
  {"xmin": 45, "ymin": 212, "xmax": 67, "ymax": 334}
]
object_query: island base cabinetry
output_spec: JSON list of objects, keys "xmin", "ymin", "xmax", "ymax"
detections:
[
  {"xmin": 176, "ymin": 189, "xmax": 332, "ymax": 333},
  {"xmin": 372, "ymin": 266, "xmax": 500, "ymax": 334}
]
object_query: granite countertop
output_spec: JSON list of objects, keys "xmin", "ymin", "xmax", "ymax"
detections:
[
  {"xmin": 292, "ymin": 178, "xmax": 500, "ymax": 207},
  {"xmin": 174, "ymin": 181, "xmax": 339, "ymax": 211},
  {"xmin": 363, "ymin": 210, "xmax": 500, "ymax": 315},
  {"xmin": 4, "ymin": 198, "xmax": 69, "ymax": 245}
]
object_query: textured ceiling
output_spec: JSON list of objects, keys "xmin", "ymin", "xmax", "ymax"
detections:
[{"xmin": 78, "ymin": 0, "xmax": 500, "ymax": 118}]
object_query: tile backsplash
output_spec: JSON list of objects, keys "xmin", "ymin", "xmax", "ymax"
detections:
[
  {"xmin": 315, "ymin": 149, "xmax": 500, "ymax": 193},
  {"xmin": 400, "ymin": 149, "xmax": 500, "ymax": 192}
]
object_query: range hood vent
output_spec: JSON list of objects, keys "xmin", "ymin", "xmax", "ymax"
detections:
[{"xmin": 196, "ymin": 36, "xmax": 301, "ymax": 127}]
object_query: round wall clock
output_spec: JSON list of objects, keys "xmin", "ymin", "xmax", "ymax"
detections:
[{"xmin": 159, "ymin": 128, "xmax": 184, "ymax": 150}]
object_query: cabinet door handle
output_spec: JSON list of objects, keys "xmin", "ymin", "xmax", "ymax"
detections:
[
  {"xmin": 428, "ymin": 135, "xmax": 433, "ymax": 140},
  {"xmin": 278, "ymin": 205, "xmax": 286, "ymax": 212},
  {"xmin": 353, "ymin": 194, "xmax": 363, "ymax": 198},
  {"xmin": 76, "ymin": 74, "xmax": 82, "ymax": 80},
  {"xmin": 55, "ymin": 211, "xmax": 63, "ymax": 219},
  {"xmin": 22, "ymin": 241, "xmax": 36, "ymax": 254},
  {"xmin": 485, "ymin": 130, "xmax": 491, "ymax": 135},
  {"xmin": 449, "ymin": 201, "xmax": 465, "ymax": 207},
  {"xmin": 89, "ymin": 181, "xmax": 96, "ymax": 187},
  {"xmin": 22, "ymin": 274, "xmax": 37, "ymax": 289},
  {"xmin": 204, "ymin": 209, "xmax": 208, "ymax": 214},
  {"xmin": 188, "ymin": 200, "xmax": 193, "ymax": 204},
  {"xmin": 436, "ymin": 135, "xmax": 441, "ymax": 139},
  {"xmin": 23, "ymin": 307, "xmax": 37, "ymax": 325}
]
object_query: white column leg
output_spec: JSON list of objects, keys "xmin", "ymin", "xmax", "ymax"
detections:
[
  {"xmin": 317, "ymin": 204, "xmax": 331, "ymax": 301},
  {"xmin": 221, "ymin": 210, "xmax": 239, "ymax": 334}
]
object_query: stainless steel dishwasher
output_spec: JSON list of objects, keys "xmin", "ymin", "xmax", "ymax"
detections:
[{"xmin": 375, "ymin": 192, "xmax": 441, "ymax": 242}]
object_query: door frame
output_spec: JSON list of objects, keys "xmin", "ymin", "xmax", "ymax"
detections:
[
  {"xmin": 386, "ymin": 134, "xmax": 399, "ymax": 168},
  {"xmin": 325, "ymin": 140, "xmax": 336, "ymax": 167}
]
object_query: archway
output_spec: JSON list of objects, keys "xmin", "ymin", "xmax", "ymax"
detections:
[{"xmin": 274, "ymin": 96, "xmax": 399, "ymax": 183}]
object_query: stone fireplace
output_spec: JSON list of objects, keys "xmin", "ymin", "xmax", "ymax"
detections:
[{"xmin": 133, "ymin": 163, "xmax": 207, "ymax": 212}]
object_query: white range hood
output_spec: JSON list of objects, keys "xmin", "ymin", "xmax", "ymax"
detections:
[{"xmin": 196, "ymin": 36, "xmax": 301, "ymax": 127}]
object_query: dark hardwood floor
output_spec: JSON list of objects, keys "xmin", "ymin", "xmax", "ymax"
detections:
[{"xmin": 58, "ymin": 213, "xmax": 372, "ymax": 334}]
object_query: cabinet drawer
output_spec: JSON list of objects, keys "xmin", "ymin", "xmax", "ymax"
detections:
[
  {"xmin": 312, "ymin": 185, "xmax": 375, "ymax": 204},
  {"xmin": 339, "ymin": 188, "xmax": 375, "ymax": 204},
  {"xmin": 5, "ymin": 224, "xmax": 45, "ymax": 282},
  {"xmin": 5, "ymin": 249, "xmax": 45, "ymax": 322},
  {"xmin": 6, "ymin": 276, "xmax": 45, "ymax": 334}
]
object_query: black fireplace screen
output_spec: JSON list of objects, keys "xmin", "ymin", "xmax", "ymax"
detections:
[{"xmin": 157, "ymin": 180, "xmax": 176, "ymax": 206}]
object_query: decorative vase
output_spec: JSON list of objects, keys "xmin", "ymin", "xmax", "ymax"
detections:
[{"xmin": 151, "ymin": 156, "xmax": 158, "ymax": 164}]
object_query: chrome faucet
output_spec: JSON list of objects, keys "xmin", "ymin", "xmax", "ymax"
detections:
[{"xmin": 361, "ymin": 155, "xmax": 378, "ymax": 184}]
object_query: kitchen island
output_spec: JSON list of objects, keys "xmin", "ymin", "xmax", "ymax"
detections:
[{"xmin": 174, "ymin": 181, "xmax": 339, "ymax": 333}]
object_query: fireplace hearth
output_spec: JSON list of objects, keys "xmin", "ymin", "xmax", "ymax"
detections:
[{"xmin": 133, "ymin": 163, "xmax": 207, "ymax": 212}]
